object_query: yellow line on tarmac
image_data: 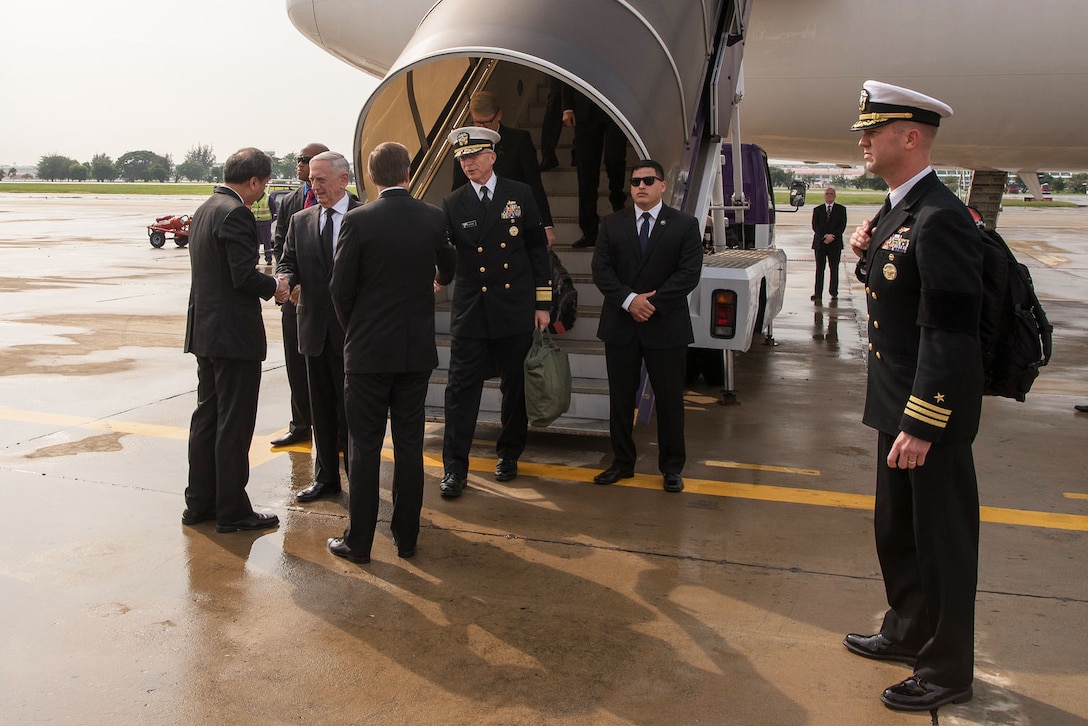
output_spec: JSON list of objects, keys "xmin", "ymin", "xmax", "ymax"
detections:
[
  {"xmin": 706, "ymin": 460, "xmax": 821, "ymax": 476},
  {"xmin": 4, "ymin": 407, "xmax": 1086, "ymax": 532},
  {"xmin": 1064, "ymin": 492, "xmax": 1088, "ymax": 501}
]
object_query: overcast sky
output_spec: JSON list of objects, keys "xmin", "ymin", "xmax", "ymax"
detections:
[{"xmin": 2, "ymin": 0, "xmax": 378, "ymax": 168}]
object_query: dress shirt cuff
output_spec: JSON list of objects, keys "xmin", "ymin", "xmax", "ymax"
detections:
[{"xmin": 621, "ymin": 292, "xmax": 637, "ymax": 311}]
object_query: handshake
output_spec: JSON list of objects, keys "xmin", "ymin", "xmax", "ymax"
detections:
[{"xmin": 273, "ymin": 274, "xmax": 301, "ymax": 305}]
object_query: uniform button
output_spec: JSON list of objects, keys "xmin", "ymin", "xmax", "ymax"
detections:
[
  {"xmin": 876, "ymin": 351, "xmax": 882, "ymax": 359},
  {"xmin": 481, "ymin": 286, "xmax": 487, "ymax": 292},
  {"xmin": 503, "ymin": 263, "xmax": 509, "ymax": 269},
  {"xmin": 871, "ymin": 291, "xmax": 878, "ymax": 300},
  {"xmin": 477, "ymin": 246, "xmax": 483, "ymax": 253},
  {"xmin": 874, "ymin": 320, "xmax": 880, "ymax": 329},
  {"xmin": 479, "ymin": 267, "xmax": 486, "ymax": 273},
  {"xmin": 865, "ymin": 286, "xmax": 870, "ymax": 294},
  {"xmin": 868, "ymin": 343, "xmax": 873, "ymax": 350},
  {"xmin": 888, "ymin": 253, "xmax": 895, "ymax": 261},
  {"xmin": 500, "ymin": 243, "xmax": 507, "ymax": 248},
  {"xmin": 504, "ymin": 283, "xmax": 510, "ymax": 289}
]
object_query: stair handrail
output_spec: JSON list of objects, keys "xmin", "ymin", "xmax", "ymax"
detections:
[{"xmin": 409, "ymin": 58, "xmax": 499, "ymax": 197}]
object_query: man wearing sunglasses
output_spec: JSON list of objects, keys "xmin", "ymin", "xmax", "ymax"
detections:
[
  {"xmin": 270, "ymin": 143, "xmax": 328, "ymax": 449},
  {"xmin": 590, "ymin": 160, "xmax": 702, "ymax": 492}
]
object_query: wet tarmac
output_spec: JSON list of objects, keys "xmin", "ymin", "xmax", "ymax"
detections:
[{"xmin": 0, "ymin": 192, "xmax": 1085, "ymax": 725}]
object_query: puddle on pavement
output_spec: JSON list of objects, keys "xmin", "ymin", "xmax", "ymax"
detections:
[
  {"xmin": 26, "ymin": 431, "xmax": 126, "ymax": 458},
  {"xmin": 0, "ymin": 313, "xmax": 187, "ymax": 376}
]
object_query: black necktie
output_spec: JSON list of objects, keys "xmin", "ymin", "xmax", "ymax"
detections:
[
  {"xmin": 321, "ymin": 207, "xmax": 335, "ymax": 260},
  {"xmin": 480, "ymin": 186, "xmax": 491, "ymax": 209},
  {"xmin": 639, "ymin": 211, "xmax": 652, "ymax": 253}
]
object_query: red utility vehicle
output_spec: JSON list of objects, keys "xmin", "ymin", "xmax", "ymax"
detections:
[{"xmin": 147, "ymin": 214, "xmax": 191, "ymax": 247}]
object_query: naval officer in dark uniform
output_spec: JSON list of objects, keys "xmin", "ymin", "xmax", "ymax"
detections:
[
  {"xmin": 439, "ymin": 126, "xmax": 552, "ymax": 498},
  {"xmin": 843, "ymin": 80, "xmax": 984, "ymax": 714}
]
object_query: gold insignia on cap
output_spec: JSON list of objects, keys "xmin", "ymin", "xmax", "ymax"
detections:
[
  {"xmin": 859, "ymin": 89, "xmax": 869, "ymax": 111},
  {"xmin": 455, "ymin": 131, "xmax": 469, "ymax": 147},
  {"xmin": 883, "ymin": 263, "xmax": 897, "ymax": 281}
]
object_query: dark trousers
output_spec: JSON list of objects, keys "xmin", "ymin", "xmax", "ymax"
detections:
[
  {"xmin": 185, "ymin": 356, "xmax": 261, "ymax": 523},
  {"xmin": 442, "ymin": 332, "xmax": 533, "ymax": 476},
  {"xmin": 305, "ymin": 338, "xmax": 347, "ymax": 487},
  {"xmin": 604, "ymin": 341, "xmax": 687, "ymax": 474},
  {"xmin": 281, "ymin": 301, "xmax": 311, "ymax": 434},
  {"xmin": 343, "ymin": 371, "xmax": 430, "ymax": 555},
  {"xmin": 574, "ymin": 117, "xmax": 627, "ymax": 240},
  {"xmin": 814, "ymin": 244, "xmax": 842, "ymax": 297},
  {"xmin": 540, "ymin": 77, "xmax": 563, "ymax": 163},
  {"xmin": 875, "ymin": 431, "xmax": 979, "ymax": 688}
]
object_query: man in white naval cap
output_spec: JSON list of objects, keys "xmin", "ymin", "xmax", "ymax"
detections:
[
  {"xmin": 843, "ymin": 80, "xmax": 984, "ymax": 713},
  {"xmin": 438, "ymin": 126, "xmax": 552, "ymax": 499}
]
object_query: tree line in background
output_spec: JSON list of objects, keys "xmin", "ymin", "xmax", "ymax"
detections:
[
  {"xmin": 768, "ymin": 165, "xmax": 1088, "ymax": 194},
  {"xmin": 9, "ymin": 146, "xmax": 309, "ymax": 183}
]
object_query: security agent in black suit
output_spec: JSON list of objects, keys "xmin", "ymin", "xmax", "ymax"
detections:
[
  {"xmin": 326, "ymin": 142, "xmax": 458, "ymax": 563},
  {"xmin": 183, "ymin": 148, "xmax": 289, "ymax": 533},
  {"xmin": 562, "ymin": 85, "xmax": 629, "ymax": 247},
  {"xmin": 810, "ymin": 186, "xmax": 847, "ymax": 300},
  {"xmin": 270, "ymin": 143, "xmax": 328, "ymax": 448},
  {"xmin": 276, "ymin": 151, "xmax": 359, "ymax": 503},
  {"xmin": 590, "ymin": 160, "xmax": 702, "ymax": 493},
  {"xmin": 452, "ymin": 91, "xmax": 557, "ymax": 246},
  {"xmin": 844, "ymin": 81, "xmax": 983, "ymax": 713},
  {"xmin": 439, "ymin": 126, "xmax": 552, "ymax": 498}
]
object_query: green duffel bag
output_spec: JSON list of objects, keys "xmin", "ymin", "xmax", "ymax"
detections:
[{"xmin": 523, "ymin": 328, "xmax": 571, "ymax": 427}]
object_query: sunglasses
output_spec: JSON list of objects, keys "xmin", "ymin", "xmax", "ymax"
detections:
[
  {"xmin": 297, "ymin": 156, "xmax": 313, "ymax": 164},
  {"xmin": 630, "ymin": 175, "xmax": 662, "ymax": 187}
]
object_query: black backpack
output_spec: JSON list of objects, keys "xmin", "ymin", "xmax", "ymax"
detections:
[
  {"xmin": 548, "ymin": 249, "xmax": 578, "ymax": 335},
  {"xmin": 971, "ymin": 209, "xmax": 1053, "ymax": 401}
]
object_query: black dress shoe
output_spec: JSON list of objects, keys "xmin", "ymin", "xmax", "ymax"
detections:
[
  {"xmin": 181, "ymin": 509, "xmax": 215, "ymax": 525},
  {"xmin": 216, "ymin": 512, "xmax": 279, "ymax": 533},
  {"xmin": 327, "ymin": 537, "xmax": 370, "ymax": 564},
  {"xmin": 881, "ymin": 675, "xmax": 972, "ymax": 712},
  {"xmin": 571, "ymin": 236, "xmax": 596, "ymax": 248},
  {"xmin": 593, "ymin": 466, "xmax": 635, "ymax": 485},
  {"xmin": 540, "ymin": 156, "xmax": 559, "ymax": 172},
  {"xmin": 810, "ymin": 294, "xmax": 821, "ymax": 301},
  {"xmin": 663, "ymin": 473, "xmax": 684, "ymax": 492},
  {"xmin": 1075, "ymin": 404, "xmax": 1088, "ymax": 412},
  {"xmin": 843, "ymin": 633, "xmax": 918, "ymax": 665},
  {"xmin": 392, "ymin": 535, "xmax": 417, "ymax": 559},
  {"xmin": 296, "ymin": 480, "xmax": 342, "ymax": 503},
  {"xmin": 440, "ymin": 472, "xmax": 465, "ymax": 499},
  {"xmin": 495, "ymin": 458, "xmax": 518, "ymax": 482},
  {"xmin": 271, "ymin": 429, "xmax": 311, "ymax": 447}
]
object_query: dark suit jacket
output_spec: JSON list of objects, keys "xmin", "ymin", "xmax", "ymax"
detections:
[
  {"xmin": 276, "ymin": 197, "xmax": 361, "ymax": 357},
  {"xmin": 811, "ymin": 202, "xmax": 848, "ymax": 250},
  {"xmin": 453, "ymin": 123, "xmax": 553, "ymax": 227},
  {"xmin": 331, "ymin": 189, "xmax": 457, "ymax": 374},
  {"xmin": 443, "ymin": 177, "xmax": 552, "ymax": 339},
  {"xmin": 592, "ymin": 204, "xmax": 703, "ymax": 349},
  {"xmin": 861, "ymin": 171, "xmax": 984, "ymax": 443},
  {"xmin": 184, "ymin": 186, "xmax": 278, "ymax": 360},
  {"xmin": 272, "ymin": 184, "xmax": 309, "ymax": 262}
]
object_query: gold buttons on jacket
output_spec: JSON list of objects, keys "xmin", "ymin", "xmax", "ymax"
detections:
[
  {"xmin": 481, "ymin": 286, "xmax": 488, "ymax": 292},
  {"xmin": 500, "ymin": 242, "xmax": 507, "ymax": 248},
  {"xmin": 876, "ymin": 351, "xmax": 882, "ymax": 359},
  {"xmin": 477, "ymin": 246, "xmax": 483, "ymax": 253},
  {"xmin": 874, "ymin": 320, "xmax": 880, "ymax": 329},
  {"xmin": 479, "ymin": 267, "xmax": 486, "ymax": 273},
  {"xmin": 503, "ymin": 263, "xmax": 509, "ymax": 269},
  {"xmin": 868, "ymin": 343, "xmax": 873, "ymax": 350},
  {"xmin": 505, "ymin": 283, "xmax": 510, "ymax": 289}
]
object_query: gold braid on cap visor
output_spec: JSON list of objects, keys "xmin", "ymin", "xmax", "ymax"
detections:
[{"xmin": 857, "ymin": 112, "xmax": 915, "ymax": 123}]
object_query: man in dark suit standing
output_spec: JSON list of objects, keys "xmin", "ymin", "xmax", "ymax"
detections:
[
  {"xmin": 810, "ymin": 186, "xmax": 847, "ymax": 301},
  {"xmin": 844, "ymin": 81, "xmax": 984, "ymax": 713},
  {"xmin": 453, "ymin": 91, "xmax": 556, "ymax": 247},
  {"xmin": 439, "ymin": 126, "xmax": 552, "ymax": 498},
  {"xmin": 183, "ymin": 148, "xmax": 288, "ymax": 533},
  {"xmin": 326, "ymin": 142, "xmax": 457, "ymax": 563},
  {"xmin": 590, "ymin": 159, "xmax": 702, "ymax": 492},
  {"xmin": 562, "ymin": 86, "xmax": 629, "ymax": 247},
  {"xmin": 276, "ymin": 151, "xmax": 358, "ymax": 503},
  {"xmin": 270, "ymin": 143, "xmax": 328, "ymax": 448}
]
